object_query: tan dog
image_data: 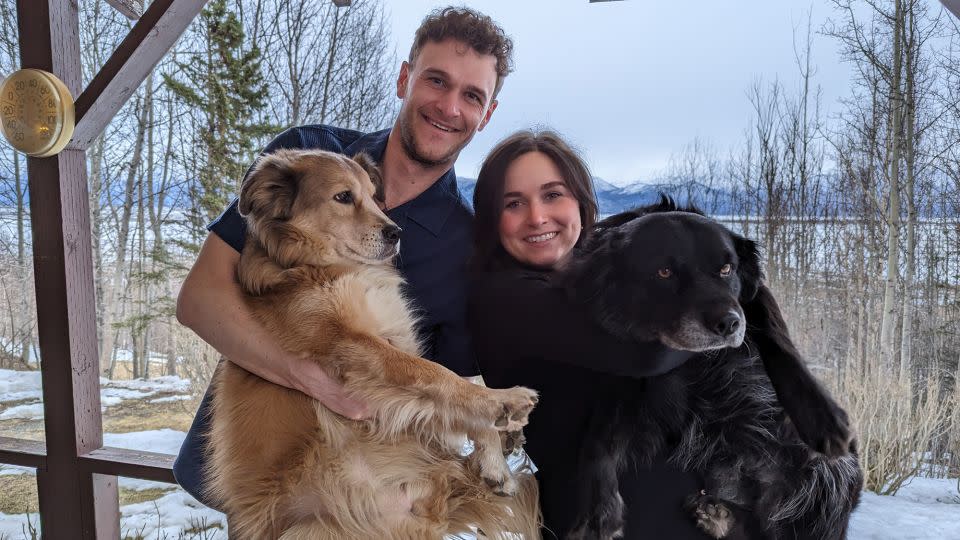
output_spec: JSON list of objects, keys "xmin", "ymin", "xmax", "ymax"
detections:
[{"xmin": 204, "ymin": 149, "xmax": 541, "ymax": 539}]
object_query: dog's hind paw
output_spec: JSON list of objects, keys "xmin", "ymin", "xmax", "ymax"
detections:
[
  {"xmin": 489, "ymin": 387, "xmax": 538, "ymax": 431},
  {"xmin": 686, "ymin": 491, "xmax": 734, "ymax": 539},
  {"xmin": 567, "ymin": 492, "xmax": 626, "ymax": 540}
]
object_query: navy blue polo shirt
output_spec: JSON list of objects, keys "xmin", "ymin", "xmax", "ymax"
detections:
[{"xmin": 173, "ymin": 124, "xmax": 478, "ymax": 507}]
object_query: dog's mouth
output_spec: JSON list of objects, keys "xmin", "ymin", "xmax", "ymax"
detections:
[
  {"xmin": 658, "ymin": 316, "xmax": 746, "ymax": 352},
  {"xmin": 340, "ymin": 241, "xmax": 398, "ymax": 264}
]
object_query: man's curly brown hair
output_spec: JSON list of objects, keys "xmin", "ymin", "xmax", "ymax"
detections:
[{"xmin": 408, "ymin": 7, "xmax": 514, "ymax": 100}]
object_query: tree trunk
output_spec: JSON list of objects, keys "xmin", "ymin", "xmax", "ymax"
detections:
[
  {"xmin": 101, "ymin": 93, "xmax": 149, "ymax": 377},
  {"xmin": 878, "ymin": 0, "xmax": 905, "ymax": 371}
]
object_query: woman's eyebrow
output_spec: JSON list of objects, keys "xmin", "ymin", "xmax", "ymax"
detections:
[{"xmin": 503, "ymin": 181, "xmax": 566, "ymax": 199}]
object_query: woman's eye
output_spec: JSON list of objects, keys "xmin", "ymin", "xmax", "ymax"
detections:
[
  {"xmin": 333, "ymin": 191, "xmax": 353, "ymax": 204},
  {"xmin": 504, "ymin": 200, "xmax": 521, "ymax": 210},
  {"xmin": 545, "ymin": 191, "xmax": 562, "ymax": 200},
  {"xmin": 657, "ymin": 268, "xmax": 672, "ymax": 279},
  {"xmin": 720, "ymin": 263, "xmax": 733, "ymax": 277}
]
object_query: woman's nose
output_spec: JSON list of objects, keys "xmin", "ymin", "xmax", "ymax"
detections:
[{"xmin": 526, "ymin": 203, "xmax": 548, "ymax": 226}]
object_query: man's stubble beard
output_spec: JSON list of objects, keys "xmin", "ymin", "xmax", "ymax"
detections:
[{"xmin": 398, "ymin": 107, "xmax": 472, "ymax": 168}]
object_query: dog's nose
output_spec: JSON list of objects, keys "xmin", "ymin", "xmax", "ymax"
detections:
[
  {"xmin": 382, "ymin": 224, "xmax": 401, "ymax": 245},
  {"xmin": 712, "ymin": 311, "xmax": 741, "ymax": 337}
]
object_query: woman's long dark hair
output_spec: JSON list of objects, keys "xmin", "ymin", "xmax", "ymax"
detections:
[{"xmin": 471, "ymin": 129, "xmax": 599, "ymax": 272}]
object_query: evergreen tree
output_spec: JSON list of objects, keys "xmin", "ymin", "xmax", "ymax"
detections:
[{"xmin": 163, "ymin": 0, "xmax": 275, "ymax": 244}]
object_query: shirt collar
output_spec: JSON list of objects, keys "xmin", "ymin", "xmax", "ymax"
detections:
[{"xmin": 344, "ymin": 128, "xmax": 462, "ymax": 237}]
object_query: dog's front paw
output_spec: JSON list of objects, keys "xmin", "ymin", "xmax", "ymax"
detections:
[
  {"xmin": 500, "ymin": 429, "xmax": 526, "ymax": 456},
  {"xmin": 567, "ymin": 492, "xmax": 625, "ymax": 540},
  {"xmin": 481, "ymin": 460, "xmax": 518, "ymax": 497},
  {"xmin": 685, "ymin": 490, "xmax": 734, "ymax": 539},
  {"xmin": 787, "ymin": 392, "xmax": 854, "ymax": 458},
  {"xmin": 488, "ymin": 387, "xmax": 538, "ymax": 431}
]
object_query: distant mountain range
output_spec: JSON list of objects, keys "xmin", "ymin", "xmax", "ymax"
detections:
[{"xmin": 457, "ymin": 177, "xmax": 739, "ymax": 216}]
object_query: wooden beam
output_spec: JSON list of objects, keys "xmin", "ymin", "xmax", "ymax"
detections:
[
  {"xmin": 70, "ymin": 0, "xmax": 209, "ymax": 150},
  {"xmin": 943, "ymin": 0, "xmax": 960, "ymax": 20},
  {"xmin": 0, "ymin": 437, "xmax": 46, "ymax": 469},
  {"xmin": 17, "ymin": 0, "xmax": 119, "ymax": 537},
  {"xmin": 105, "ymin": 0, "xmax": 144, "ymax": 20},
  {"xmin": 80, "ymin": 447, "xmax": 177, "ymax": 483}
]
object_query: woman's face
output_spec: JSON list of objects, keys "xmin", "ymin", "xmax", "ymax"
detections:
[{"xmin": 498, "ymin": 151, "xmax": 582, "ymax": 268}]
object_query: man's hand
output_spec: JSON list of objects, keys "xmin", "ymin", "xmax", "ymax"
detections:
[{"xmin": 289, "ymin": 353, "xmax": 370, "ymax": 420}]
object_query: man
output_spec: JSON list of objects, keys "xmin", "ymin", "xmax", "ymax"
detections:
[{"xmin": 173, "ymin": 6, "xmax": 513, "ymax": 506}]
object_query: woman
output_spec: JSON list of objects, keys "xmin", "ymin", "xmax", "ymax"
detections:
[{"xmin": 468, "ymin": 130, "xmax": 711, "ymax": 539}]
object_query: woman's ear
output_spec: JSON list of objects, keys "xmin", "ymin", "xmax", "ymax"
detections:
[
  {"xmin": 733, "ymin": 233, "xmax": 762, "ymax": 302},
  {"xmin": 239, "ymin": 150, "xmax": 299, "ymax": 220}
]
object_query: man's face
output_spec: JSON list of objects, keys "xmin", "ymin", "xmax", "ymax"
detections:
[{"xmin": 395, "ymin": 39, "xmax": 500, "ymax": 167}]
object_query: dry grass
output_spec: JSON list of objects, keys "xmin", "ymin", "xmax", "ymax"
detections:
[
  {"xmin": 837, "ymin": 366, "xmax": 956, "ymax": 495},
  {"xmin": 102, "ymin": 396, "xmax": 199, "ymax": 434},
  {"xmin": 0, "ymin": 474, "xmax": 37, "ymax": 515}
]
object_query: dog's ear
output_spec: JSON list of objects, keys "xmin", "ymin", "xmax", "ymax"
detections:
[
  {"xmin": 733, "ymin": 232, "xmax": 763, "ymax": 302},
  {"xmin": 239, "ymin": 151, "xmax": 299, "ymax": 220},
  {"xmin": 353, "ymin": 152, "xmax": 384, "ymax": 204},
  {"xmin": 594, "ymin": 210, "xmax": 641, "ymax": 233}
]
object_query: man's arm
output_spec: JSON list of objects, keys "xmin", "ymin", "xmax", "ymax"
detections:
[{"xmin": 177, "ymin": 233, "xmax": 367, "ymax": 419}]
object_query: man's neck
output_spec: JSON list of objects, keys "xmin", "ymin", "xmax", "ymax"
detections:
[{"xmin": 380, "ymin": 127, "xmax": 454, "ymax": 210}]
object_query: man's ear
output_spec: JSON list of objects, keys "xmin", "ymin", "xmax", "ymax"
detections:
[
  {"xmin": 478, "ymin": 99, "xmax": 498, "ymax": 131},
  {"xmin": 733, "ymin": 233, "xmax": 763, "ymax": 302},
  {"xmin": 396, "ymin": 61, "xmax": 410, "ymax": 99},
  {"xmin": 239, "ymin": 150, "xmax": 299, "ymax": 221},
  {"xmin": 353, "ymin": 152, "xmax": 384, "ymax": 204}
]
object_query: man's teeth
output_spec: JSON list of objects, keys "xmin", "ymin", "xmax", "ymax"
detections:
[
  {"xmin": 430, "ymin": 120, "xmax": 453, "ymax": 132},
  {"xmin": 525, "ymin": 232, "xmax": 557, "ymax": 243}
]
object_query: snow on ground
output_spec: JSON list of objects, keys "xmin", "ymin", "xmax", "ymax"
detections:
[
  {"xmin": 0, "ymin": 429, "xmax": 227, "ymax": 539},
  {"xmin": 0, "ymin": 368, "xmax": 193, "ymax": 421},
  {"xmin": 848, "ymin": 477, "xmax": 960, "ymax": 539}
]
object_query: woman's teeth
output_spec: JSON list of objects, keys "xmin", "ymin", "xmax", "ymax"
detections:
[{"xmin": 525, "ymin": 232, "xmax": 557, "ymax": 243}]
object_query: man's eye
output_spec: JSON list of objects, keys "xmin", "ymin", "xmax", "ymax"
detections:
[{"xmin": 334, "ymin": 191, "xmax": 353, "ymax": 204}]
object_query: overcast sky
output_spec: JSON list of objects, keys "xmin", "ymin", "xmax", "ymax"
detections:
[{"xmin": 383, "ymin": 0, "xmax": 864, "ymax": 185}]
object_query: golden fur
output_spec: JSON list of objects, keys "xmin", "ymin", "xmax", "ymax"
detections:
[{"xmin": 205, "ymin": 149, "xmax": 541, "ymax": 539}]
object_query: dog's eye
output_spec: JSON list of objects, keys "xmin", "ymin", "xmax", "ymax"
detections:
[
  {"xmin": 657, "ymin": 268, "xmax": 672, "ymax": 279},
  {"xmin": 333, "ymin": 191, "xmax": 354, "ymax": 204},
  {"xmin": 720, "ymin": 263, "xmax": 733, "ymax": 277}
]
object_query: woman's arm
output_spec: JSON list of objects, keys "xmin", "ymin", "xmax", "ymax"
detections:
[{"xmin": 469, "ymin": 270, "xmax": 693, "ymax": 379}]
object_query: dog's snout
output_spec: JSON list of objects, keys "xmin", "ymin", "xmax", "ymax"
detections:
[
  {"xmin": 382, "ymin": 224, "xmax": 401, "ymax": 245},
  {"xmin": 712, "ymin": 311, "xmax": 741, "ymax": 337}
]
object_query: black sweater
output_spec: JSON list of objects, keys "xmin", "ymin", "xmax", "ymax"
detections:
[{"xmin": 468, "ymin": 265, "xmax": 710, "ymax": 539}]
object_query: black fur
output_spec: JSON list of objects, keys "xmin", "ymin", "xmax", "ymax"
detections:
[{"xmin": 560, "ymin": 197, "xmax": 863, "ymax": 539}]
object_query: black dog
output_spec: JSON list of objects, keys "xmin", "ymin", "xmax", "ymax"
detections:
[{"xmin": 560, "ymin": 198, "xmax": 863, "ymax": 539}]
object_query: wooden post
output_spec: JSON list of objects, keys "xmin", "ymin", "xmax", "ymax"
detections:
[{"xmin": 16, "ymin": 0, "xmax": 117, "ymax": 538}]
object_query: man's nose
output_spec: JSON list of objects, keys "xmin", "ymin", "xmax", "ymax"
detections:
[{"xmin": 436, "ymin": 90, "xmax": 460, "ymax": 118}]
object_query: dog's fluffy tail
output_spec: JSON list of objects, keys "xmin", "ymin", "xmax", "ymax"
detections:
[{"xmin": 769, "ymin": 452, "xmax": 863, "ymax": 539}]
